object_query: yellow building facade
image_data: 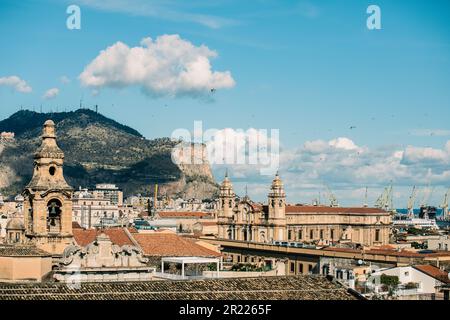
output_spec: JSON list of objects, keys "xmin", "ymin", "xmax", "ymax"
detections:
[
  {"xmin": 217, "ymin": 173, "xmax": 391, "ymax": 247},
  {"xmin": 23, "ymin": 120, "xmax": 74, "ymax": 255}
]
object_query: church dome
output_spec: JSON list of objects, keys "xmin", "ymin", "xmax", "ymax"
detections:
[
  {"xmin": 271, "ymin": 172, "xmax": 283, "ymax": 188},
  {"xmin": 6, "ymin": 217, "xmax": 25, "ymax": 230},
  {"xmin": 220, "ymin": 171, "xmax": 233, "ymax": 189}
]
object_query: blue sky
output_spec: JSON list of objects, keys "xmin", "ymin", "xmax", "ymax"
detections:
[{"xmin": 0, "ymin": 0, "xmax": 449, "ymax": 206}]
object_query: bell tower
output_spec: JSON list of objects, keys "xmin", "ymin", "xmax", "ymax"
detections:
[
  {"xmin": 23, "ymin": 120, "xmax": 73, "ymax": 255},
  {"xmin": 218, "ymin": 171, "xmax": 236, "ymax": 239},
  {"xmin": 268, "ymin": 172, "xmax": 286, "ymax": 241}
]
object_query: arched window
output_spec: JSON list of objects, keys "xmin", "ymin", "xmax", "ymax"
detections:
[
  {"xmin": 260, "ymin": 231, "xmax": 266, "ymax": 242},
  {"xmin": 227, "ymin": 228, "xmax": 232, "ymax": 240},
  {"xmin": 47, "ymin": 199, "xmax": 62, "ymax": 233}
]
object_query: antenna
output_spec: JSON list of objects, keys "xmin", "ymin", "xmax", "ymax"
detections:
[
  {"xmin": 363, "ymin": 187, "xmax": 368, "ymax": 207},
  {"xmin": 95, "ymin": 104, "xmax": 98, "ymax": 113}
]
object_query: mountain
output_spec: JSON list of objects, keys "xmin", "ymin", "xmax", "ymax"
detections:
[{"xmin": 0, "ymin": 109, "xmax": 218, "ymax": 199}]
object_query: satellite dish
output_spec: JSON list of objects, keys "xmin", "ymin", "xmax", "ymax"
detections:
[{"xmin": 357, "ymin": 259, "xmax": 363, "ymax": 265}]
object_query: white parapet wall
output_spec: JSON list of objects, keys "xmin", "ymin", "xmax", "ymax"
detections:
[{"xmin": 202, "ymin": 270, "xmax": 279, "ymax": 278}]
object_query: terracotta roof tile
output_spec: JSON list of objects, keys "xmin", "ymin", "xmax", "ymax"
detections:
[
  {"xmin": 127, "ymin": 227, "xmax": 138, "ymax": 233},
  {"xmin": 0, "ymin": 276, "xmax": 357, "ymax": 300},
  {"xmin": 133, "ymin": 233, "xmax": 221, "ymax": 257},
  {"xmin": 157, "ymin": 211, "xmax": 211, "ymax": 218},
  {"xmin": 365, "ymin": 249, "xmax": 449, "ymax": 258},
  {"xmin": 414, "ymin": 265, "xmax": 450, "ymax": 283},
  {"xmin": 0, "ymin": 245, "xmax": 51, "ymax": 257},
  {"xmin": 285, "ymin": 205, "xmax": 387, "ymax": 214},
  {"xmin": 197, "ymin": 221, "xmax": 218, "ymax": 226},
  {"xmin": 72, "ymin": 221, "xmax": 82, "ymax": 229},
  {"xmin": 322, "ymin": 247, "xmax": 450, "ymax": 259},
  {"xmin": 72, "ymin": 228, "xmax": 134, "ymax": 247}
]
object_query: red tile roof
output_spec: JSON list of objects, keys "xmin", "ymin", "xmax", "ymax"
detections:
[
  {"xmin": 73, "ymin": 228, "xmax": 134, "ymax": 247},
  {"xmin": 196, "ymin": 221, "xmax": 218, "ymax": 226},
  {"xmin": 322, "ymin": 247, "xmax": 450, "ymax": 259},
  {"xmin": 285, "ymin": 205, "xmax": 387, "ymax": 214},
  {"xmin": 365, "ymin": 249, "xmax": 450, "ymax": 258},
  {"xmin": 72, "ymin": 221, "xmax": 82, "ymax": 229},
  {"xmin": 127, "ymin": 227, "xmax": 138, "ymax": 233},
  {"xmin": 322, "ymin": 247, "xmax": 363, "ymax": 254},
  {"xmin": 250, "ymin": 204, "xmax": 263, "ymax": 212},
  {"xmin": 414, "ymin": 265, "xmax": 450, "ymax": 283},
  {"xmin": 133, "ymin": 233, "xmax": 221, "ymax": 257},
  {"xmin": 157, "ymin": 211, "xmax": 212, "ymax": 218}
]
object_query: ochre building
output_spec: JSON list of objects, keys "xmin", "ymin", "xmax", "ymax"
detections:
[
  {"xmin": 23, "ymin": 120, "xmax": 74, "ymax": 255},
  {"xmin": 217, "ymin": 173, "xmax": 391, "ymax": 246}
]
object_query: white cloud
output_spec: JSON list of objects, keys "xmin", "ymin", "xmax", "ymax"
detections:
[
  {"xmin": 79, "ymin": 34, "xmax": 235, "ymax": 99},
  {"xmin": 329, "ymin": 137, "xmax": 360, "ymax": 151},
  {"xmin": 0, "ymin": 76, "xmax": 32, "ymax": 93},
  {"xmin": 213, "ymin": 137, "xmax": 450, "ymax": 207},
  {"xmin": 43, "ymin": 88, "xmax": 59, "ymax": 100},
  {"xmin": 60, "ymin": 76, "xmax": 70, "ymax": 84},
  {"xmin": 303, "ymin": 140, "xmax": 328, "ymax": 153},
  {"xmin": 172, "ymin": 127, "xmax": 279, "ymax": 177},
  {"xmin": 402, "ymin": 146, "xmax": 448, "ymax": 165}
]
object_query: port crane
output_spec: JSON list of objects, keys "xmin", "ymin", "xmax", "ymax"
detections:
[
  {"xmin": 420, "ymin": 184, "xmax": 434, "ymax": 208},
  {"xmin": 418, "ymin": 184, "xmax": 435, "ymax": 220},
  {"xmin": 324, "ymin": 184, "xmax": 339, "ymax": 207},
  {"xmin": 440, "ymin": 188, "xmax": 450, "ymax": 220},
  {"xmin": 375, "ymin": 182, "xmax": 394, "ymax": 212},
  {"xmin": 407, "ymin": 186, "xmax": 417, "ymax": 218},
  {"xmin": 363, "ymin": 187, "xmax": 368, "ymax": 208}
]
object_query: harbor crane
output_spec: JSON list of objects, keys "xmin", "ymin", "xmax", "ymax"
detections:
[
  {"xmin": 407, "ymin": 186, "xmax": 417, "ymax": 218},
  {"xmin": 324, "ymin": 184, "xmax": 339, "ymax": 207},
  {"xmin": 420, "ymin": 184, "xmax": 434, "ymax": 208},
  {"xmin": 363, "ymin": 187, "xmax": 368, "ymax": 208},
  {"xmin": 440, "ymin": 188, "xmax": 450, "ymax": 220},
  {"xmin": 375, "ymin": 182, "xmax": 394, "ymax": 212}
]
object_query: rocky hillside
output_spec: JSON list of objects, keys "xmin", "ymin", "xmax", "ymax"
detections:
[{"xmin": 0, "ymin": 109, "xmax": 218, "ymax": 199}]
